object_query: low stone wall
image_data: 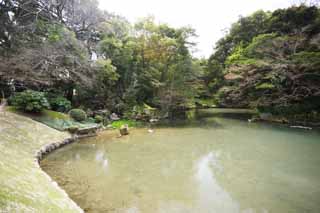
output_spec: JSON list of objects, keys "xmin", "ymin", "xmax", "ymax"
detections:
[
  {"xmin": 36, "ymin": 138, "xmax": 76, "ymax": 163},
  {"xmin": 0, "ymin": 112, "xmax": 83, "ymax": 213}
]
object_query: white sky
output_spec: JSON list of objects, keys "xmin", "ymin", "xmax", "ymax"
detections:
[{"xmin": 99, "ymin": 0, "xmax": 294, "ymax": 58}]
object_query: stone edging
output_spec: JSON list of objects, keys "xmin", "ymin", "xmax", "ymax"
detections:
[{"xmin": 34, "ymin": 136, "xmax": 84, "ymax": 213}]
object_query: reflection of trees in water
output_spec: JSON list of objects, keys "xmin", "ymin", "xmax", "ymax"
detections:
[{"xmin": 156, "ymin": 109, "xmax": 253, "ymax": 129}]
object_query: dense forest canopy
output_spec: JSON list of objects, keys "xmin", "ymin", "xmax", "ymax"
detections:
[
  {"xmin": 206, "ymin": 3, "xmax": 320, "ymax": 122},
  {"xmin": 0, "ymin": 0, "xmax": 203, "ymax": 114},
  {"xmin": 0, "ymin": 0, "xmax": 319, "ymax": 122}
]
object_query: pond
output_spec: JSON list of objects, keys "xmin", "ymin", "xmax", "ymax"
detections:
[{"xmin": 41, "ymin": 109, "xmax": 320, "ymax": 213}]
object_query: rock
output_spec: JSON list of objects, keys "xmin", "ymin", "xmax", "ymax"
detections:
[
  {"xmin": 67, "ymin": 126, "xmax": 79, "ymax": 134},
  {"xmin": 86, "ymin": 109, "xmax": 94, "ymax": 117},
  {"xmin": 94, "ymin": 109, "xmax": 111, "ymax": 124},
  {"xmin": 290, "ymin": 126, "xmax": 312, "ymax": 130},
  {"xmin": 162, "ymin": 112, "xmax": 169, "ymax": 119},
  {"xmin": 259, "ymin": 113, "xmax": 273, "ymax": 120},
  {"xmin": 149, "ymin": 118, "xmax": 159, "ymax": 123},
  {"xmin": 119, "ymin": 124, "xmax": 129, "ymax": 136},
  {"xmin": 110, "ymin": 113, "xmax": 120, "ymax": 121},
  {"xmin": 248, "ymin": 117, "xmax": 259, "ymax": 123},
  {"xmin": 94, "ymin": 109, "xmax": 110, "ymax": 116},
  {"xmin": 77, "ymin": 126, "xmax": 99, "ymax": 135}
]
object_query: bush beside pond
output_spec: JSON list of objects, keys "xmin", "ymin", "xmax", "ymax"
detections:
[
  {"xmin": 9, "ymin": 90, "xmax": 50, "ymax": 113},
  {"xmin": 49, "ymin": 96, "xmax": 71, "ymax": 113},
  {"xmin": 94, "ymin": 115, "xmax": 103, "ymax": 123},
  {"xmin": 69, "ymin": 109, "xmax": 87, "ymax": 122}
]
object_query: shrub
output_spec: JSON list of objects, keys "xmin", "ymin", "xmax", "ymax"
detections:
[
  {"xmin": 49, "ymin": 96, "xmax": 71, "ymax": 112},
  {"xmin": 255, "ymin": 83, "xmax": 276, "ymax": 90},
  {"xmin": 9, "ymin": 90, "xmax": 50, "ymax": 113},
  {"xmin": 69, "ymin": 109, "xmax": 87, "ymax": 122},
  {"xmin": 87, "ymin": 117, "xmax": 96, "ymax": 123},
  {"xmin": 94, "ymin": 115, "xmax": 103, "ymax": 123},
  {"xmin": 111, "ymin": 120, "xmax": 139, "ymax": 129},
  {"xmin": 67, "ymin": 126, "xmax": 79, "ymax": 134},
  {"xmin": 292, "ymin": 51, "xmax": 320, "ymax": 67},
  {"xmin": 225, "ymin": 43, "xmax": 246, "ymax": 66}
]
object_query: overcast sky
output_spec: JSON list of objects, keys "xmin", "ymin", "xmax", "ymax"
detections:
[{"xmin": 99, "ymin": 0, "xmax": 294, "ymax": 58}]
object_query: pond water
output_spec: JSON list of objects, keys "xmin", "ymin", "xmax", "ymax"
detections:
[{"xmin": 41, "ymin": 109, "xmax": 320, "ymax": 213}]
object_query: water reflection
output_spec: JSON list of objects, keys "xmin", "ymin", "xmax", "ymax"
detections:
[
  {"xmin": 195, "ymin": 152, "xmax": 240, "ymax": 213},
  {"xmin": 195, "ymin": 152, "xmax": 270, "ymax": 213},
  {"xmin": 95, "ymin": 150, "xmax": 109, "ymax": 172},
  {"xmin": 41, "ymin": 115, "xmax": 320, "ymax": 213}
]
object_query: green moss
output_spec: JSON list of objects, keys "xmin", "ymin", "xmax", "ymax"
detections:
[
  {"xmin": 255, "ymin": 83, "xmax": 276, "ymax": 90},
  {"xmin": 43, "ymin": 109, "xmax": 70, "ymax": 120},
  {"xmin": 10, "ymin": 109, "xmax": 98, "ymax": 131},
  {"xmin": 111, "ymin": 119, "xmax": 141, "ymax": 129},
  {"xmin": 0, "ymin": 112, "xmax": 80, "ymax": 212},
  {"xmin": 6, "ymin": 106, "xmax": 18, "ymax": 113}
]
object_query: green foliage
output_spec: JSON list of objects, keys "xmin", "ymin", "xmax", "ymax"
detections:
[
  {"xmin": 211, "ymin": 5, "xmax": 320, "ymax": 65},
  {"xmin": 255, "ymin": 83, "xmax": 276, "ymax": 90},
  {"xmin": 125, "ymin": 103, "xmax": 159, "ymax": 120},
  {"xmin": 6, "ymin": 106, "xmax": 97, "ymax": 131},
  {"xmin": 49, "ymin": 96, "xmax": 71, "ymax": 113},
  {"xmin": 244, "ymin": 33, "xmax": 278, "ymax": 58},
  {"xmin": 257, "ymin": 101, "xmax": 320, "ymax": 117},
  {"xmin": 111, "ymin": 119, "xmax": 140, "ymax": 129},
  {"xmin": 225, "ymin": 43, "xmax": 246, "ymax": 66},
  {"xmin": 95, "ymin": 17, "xmax": 199, "ymax": 113},
  {"xmin": 270, "ymin": 5, "xmax": 319, "ymax": 35},
  {"xmin": 292, "ymin": 51, "xmax": 320, "ymax": 66},
  {"xmin": 4, "ymin": 0, "xmax": 320, "ymax": 124},
  {"xmin": 42, "ymin": 109, "xmax": 70, "ymax": 120},
  {"xmin": 28, "ymin": 109, "xmax": 98, "ymax": 131},
  {"xmin": 195, "ymin": 98, "xmax": 217, "ymax": 107},
  {"xmin": 96, "ymin": 59, "xmax": 119, "ymax": 84},
  {"xmin": 98, "ymin": 37, "xmax": 123, "ymax": 59},
  {"xmin": 94, "ymin": 115, "xmax": 103, "ymax": 123},
  {"xmin": 48, "ymin": 24, "xmax": 64, "ymax": 42},
  {"xmin": 9, "ymin": 90, "xmax": 50, "ymax": 113},
  {"xmin": 69, "ymin": 109, "xmax": 87, "ymax": 122},
  {"xmin": 226, "ymin": 34, "xmax": 278, "ymax": 66},
  {"xmin": 210, "ymin": 10, "xmax": 271, "ymax": 65},
  {"xmin": 216, "ymin": 87, "xmax": 234, "ymax": 99},
  {"xmin": 207, "ymin": 5, "xmax": 320, "ymax": 120}
]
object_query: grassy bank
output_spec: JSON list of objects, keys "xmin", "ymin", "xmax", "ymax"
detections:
[
  {"xmin": 0, "ymin": 111, "xmax": 82, "ymax": 212},
  {"xmin": 7, "ymin": 107, "xmax": 99, "ymax": 131}
]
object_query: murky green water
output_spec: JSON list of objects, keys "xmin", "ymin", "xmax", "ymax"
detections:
[{"xmin": 41, "ymin": 109, "xmax": 320, "ymax": 213}]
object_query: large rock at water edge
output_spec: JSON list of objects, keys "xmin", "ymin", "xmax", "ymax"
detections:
[
  {"xmin": 110, "ymin": 113, "xmax": 120, "ymax": 121},
  {"xmin": 119, "ymin": 124, "xmax": 129, "ymax": 136}
]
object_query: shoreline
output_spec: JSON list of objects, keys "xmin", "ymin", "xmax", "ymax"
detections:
[
  {"xmin": 0, "ymin": 111, "xmax": 84, "ymax": 212},
  {"xmin": 34, "ymin": 136, "xmax": 85, "ymax": 213}
]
